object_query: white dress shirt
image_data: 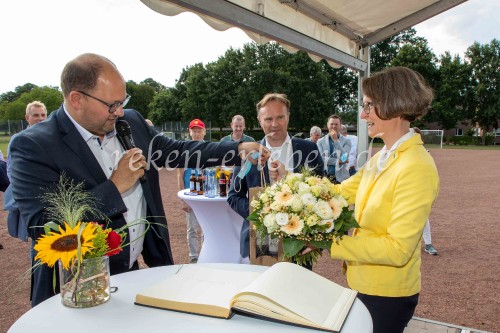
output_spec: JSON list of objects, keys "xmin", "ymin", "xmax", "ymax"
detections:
[
  {"xmin": 64, "ymin": 107, "xmax": 146, "ymax": 268},
  {"xmin": 266, "ymin": 134, "xmax": 294, "ymax": 172}
]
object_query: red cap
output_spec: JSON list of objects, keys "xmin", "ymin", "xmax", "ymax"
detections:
[{"xmin": 188, "ymin": 119, "xmax": 205, "ymax": 129}]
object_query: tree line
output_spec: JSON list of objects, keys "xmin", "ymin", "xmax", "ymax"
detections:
[{"xmin": 1, "ymin": 29, "xmax": 498, "ymax": 141}]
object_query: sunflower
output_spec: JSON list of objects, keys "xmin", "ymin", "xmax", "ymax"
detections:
[{"xmin": 34, "ymin": 222, "xmax": 97, "ymax": 269}]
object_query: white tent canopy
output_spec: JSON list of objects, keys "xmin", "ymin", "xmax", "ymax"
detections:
[{"xmin": 140, "ymin": 0, "xmax": 467, "ymax": 165}]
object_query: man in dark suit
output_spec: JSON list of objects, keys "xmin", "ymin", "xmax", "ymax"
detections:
[
  {"xmin": 227, "ymin": 93, "xmax": 324, "ymax": 261},
  {"xmin": 9, "ymin": 53, "xmax": 269, "ymax": 306}
]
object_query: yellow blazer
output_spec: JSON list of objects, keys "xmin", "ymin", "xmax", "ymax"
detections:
[{"xmin": 331, "ymin": 133, "xmax": 439, "ymax": 297}]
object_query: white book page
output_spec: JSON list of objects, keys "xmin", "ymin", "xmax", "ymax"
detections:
[
  {"xmin": 234, "ymin": 262, "xmax": 355, "ymax": 327},
  {"xmin": 138, "ymin": 265, "xmax": 261, "ymax": 309}
]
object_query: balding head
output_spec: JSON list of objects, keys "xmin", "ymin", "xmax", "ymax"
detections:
[{"xmin": 60, "ymin": 53, "xmax": 121, "ymax": 98}]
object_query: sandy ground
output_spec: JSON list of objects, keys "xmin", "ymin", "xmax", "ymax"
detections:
[{"xmin": 1, "ymin": 148, "xmax": 499, "ymax": 333}]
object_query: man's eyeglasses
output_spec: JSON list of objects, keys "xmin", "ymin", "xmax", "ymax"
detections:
[
  {"xmin": 77, "ymin": 90, "xmax": 131, "ymax": 113},
  {"xmin": 360, "ymin": 102, "xmax": 374, "ymax": 115}
]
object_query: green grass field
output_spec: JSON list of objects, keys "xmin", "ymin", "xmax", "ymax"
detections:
[{"xmin": 0, "ymin": 136, "xmax": 10, "ymax": 156}]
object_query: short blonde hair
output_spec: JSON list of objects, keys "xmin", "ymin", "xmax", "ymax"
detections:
[
  {"xmin": 256, "ymin": 93, "xmax": 290, "ymax": 115},
  {"xmin": 26, "ymin": 101, "xmax": 47, "ymax": 115}
]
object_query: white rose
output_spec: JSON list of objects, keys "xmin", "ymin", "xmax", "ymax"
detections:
[
  {"xmin": 290, "ymin": 197, "xmax": 303, "ymax": 212},
  {"xmin": 321, "ymin": 219, "xmax": 335, "ymax": 233},
  {"xmin": 301, "ymin": 193, "xmax": 316, "ymax": 207},
  {"xmin": 297, "ymin": 182, "xmax": 311, "ymax": 195},
  {"xmin": 314, "ymin": 200, "xmax": 334, "ymax": 219},
  {"xmin": 270, "ymin": 200, "xmax": 282, "ymax": 211},
  {"xmin": 275, "ymin": 212, "xmax": 289, "ymax": 226},
  {"xmin": 263, "ymin": 214, "xmax": 279, "ymax": 232}
]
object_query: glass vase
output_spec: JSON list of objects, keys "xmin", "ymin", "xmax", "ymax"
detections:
[{"xmin": 58, "ymin": 256, "xmax": 111, "ymax": 308}]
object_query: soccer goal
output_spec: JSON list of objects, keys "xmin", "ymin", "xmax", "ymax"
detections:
[{"xmin": 420, "ymin": 130, "xmax": 444, "ymax": 148}]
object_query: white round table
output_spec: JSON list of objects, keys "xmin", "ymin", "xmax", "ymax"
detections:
[
  {"xmin": 8, "ymin": 264, "xmax": 372, "ymax": 333},
  {"xmin": 177, "ymin": 190, "xmax": 245, "ymax": 263}
]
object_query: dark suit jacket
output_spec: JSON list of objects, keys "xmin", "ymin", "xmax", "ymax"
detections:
[
  {"xmin": 227, "ymin": 136, "xmax": 324, "ymax": 258},
  {"xmin": 0, "ymin": 159, "xmax": 8, "ymax": 192},
  {"xmin": 10, "ymin": 107, "xmax": 240, "ymax": 306}
]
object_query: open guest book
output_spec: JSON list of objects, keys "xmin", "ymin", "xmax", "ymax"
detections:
[{"xmin": 135, "ymin": 262, "xmax": 358, "ymax": 332}]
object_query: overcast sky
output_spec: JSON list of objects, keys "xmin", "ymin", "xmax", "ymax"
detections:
[{"xmin": 0, "ymin": 0, "xmax": 498, "ymax": 94}]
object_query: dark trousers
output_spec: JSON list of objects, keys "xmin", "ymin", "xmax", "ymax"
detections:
[{"xmin": 357, "ymin": 293, "xmax": 419, "ymax": 333}]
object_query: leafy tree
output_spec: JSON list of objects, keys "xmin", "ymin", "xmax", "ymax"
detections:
[
  {"xmin": 141, "ymin": 78, "xmax": 166, "ymax": 93},
  {"xmin": 389, "ymin": 40, "xmax": 439, "ymax": 128},
  {"xmin": 391, "ymin": 39, "xmax": 438, "ymax": 87},
  {"xmin": 320, "ymin": 64, "xmax": 357, "ymax": 126},
  {"xmin": 0, "ymin": 83, "xmax": 38, "ymax": 103},
  {"xmin": 179, "ymin": 63, "xmax": 211, "ymax": 122},
  {"xmin": 465, "ymin": 39, "xmax": 500, "ymax": 141},
  {"xmin": 0, "ymin": 86, "xmax": 62, "ymax": 120},
  {"xmin": 203, "ymin": 48, "xmax": 247, "ymax": 134},
  {"xmin": 126, "ymin": 80, "xmax": 156, "ymax": 119},
  {"xmin": 370, "ymin": 28, "xmax": 424, "ymax": 73},
  {"xmin": 281, "ymin": 51, "xmax": 333, "ymax": 132},
  {"xmin": 148, "ymin": 88, "xmax": 182, "ymax": 124},
  {"xmin": 430, "ymin": 52, "xmax": 472, "ymax": 130},
  {"xmin": 238, "ymin": 43, "xmax": 292, "ymax": 131}
]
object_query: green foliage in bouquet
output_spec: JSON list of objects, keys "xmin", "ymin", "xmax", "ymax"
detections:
[{"xmin": 248, "ymin": 169, "xmax": 359, "ymax": 266}]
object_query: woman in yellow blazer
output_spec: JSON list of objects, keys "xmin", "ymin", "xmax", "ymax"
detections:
[{"xmin": 310, "ymin": 67, "xmax": 439, "ymax": 333}]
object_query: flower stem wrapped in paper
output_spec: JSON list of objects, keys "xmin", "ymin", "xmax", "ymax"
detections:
[{"xmin": 247, "ymin": 168, "xmax": 359, "ymax": 266}]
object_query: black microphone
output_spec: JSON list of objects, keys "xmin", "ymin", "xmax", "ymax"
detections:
[{"xmin": 115, "ymin": 119, "xmax": 147, "ymax": 183}]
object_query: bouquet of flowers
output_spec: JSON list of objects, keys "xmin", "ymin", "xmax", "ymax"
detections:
[{"xmin": 247, "ymin": 170, "xmax": 359, "ymax": 266}]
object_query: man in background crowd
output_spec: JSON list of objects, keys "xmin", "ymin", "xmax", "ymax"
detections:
[
  {"xmin": 177, "ymin": 119, "xmax": 206, "ymax": 263},
  {"xmin": 220, "ymin": 115, "xmax": 255, "ymax": 142},
  {"xmin": 4, "ymin": 101, "xmax": 48, "ymax": 242},
  {"xmin": 307, "ymin": 126, "xmax": 322, "ymax": 143},
  {"xmin": 341, "ymin": 125, "xmax": 358, "ymax": 177},
  {"xmin": 316, "ymin": 115, "xmax": 351, "ymax": 183}
]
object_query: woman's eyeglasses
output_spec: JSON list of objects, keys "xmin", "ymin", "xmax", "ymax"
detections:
[{"xmin": 360, "ymin": 102, "xmax": 374, "ymax": 114}]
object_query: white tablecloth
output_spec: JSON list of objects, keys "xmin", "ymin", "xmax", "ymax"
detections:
[
  {"xmin": 177, "ymin": 190, "xmax": 245, "ymax": 263},
  {"xmin": 8, "ymin": 264, "xmax": 372, "ymax": 333}
]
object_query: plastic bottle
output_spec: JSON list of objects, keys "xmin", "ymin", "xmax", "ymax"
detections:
[{"xmin": 205, "ymin": 169, "xmax": 216, "ymax": 198}]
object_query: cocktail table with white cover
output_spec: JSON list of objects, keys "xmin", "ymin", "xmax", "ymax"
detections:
[
  {"xmin": 8, "ymin": 264, "xmax": 372, "ymax": 333},
  {"xmin": 177, "ymin": 189, "xmax": 245, "ymax": 263}
]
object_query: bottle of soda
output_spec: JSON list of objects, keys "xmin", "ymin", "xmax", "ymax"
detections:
[
  {"xmin": 189, "ymin": 169, "xmax": 197, "ymax": 194},
  {"xmin": 219, "ymin": 174, "xmax": 227, "ymax": 197},
  {"xmin": 196, "ymin": 169, "xmax": 204, "ymax": 195}
]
